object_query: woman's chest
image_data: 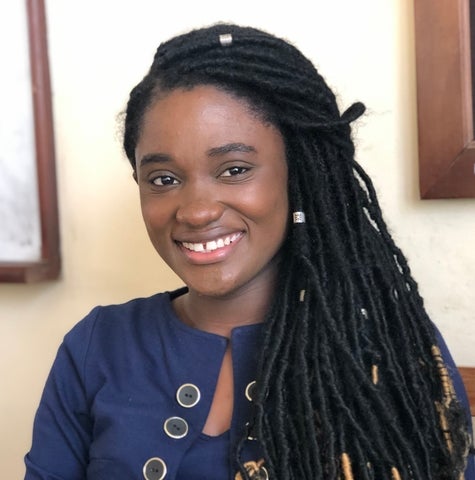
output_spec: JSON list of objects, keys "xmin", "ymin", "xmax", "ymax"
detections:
[{"xmin": 84, "ymin": 332, "xmax": 262, "ymax": 479}]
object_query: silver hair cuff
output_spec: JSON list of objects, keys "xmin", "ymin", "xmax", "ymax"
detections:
[
  {"xmin": 219, "ymin": 33, "xmax": 233, "ymax": 47},
  {"xmin": 293, "ymin": 211, "xmax": 306, "ymax": 224}
]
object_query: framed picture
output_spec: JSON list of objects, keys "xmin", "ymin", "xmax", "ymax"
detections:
[
  {"xmin": 414, "ymin": 0, "xmax": 475, "ymax": 198},
  {"xmin": 0, "ymin": 0, "xmax": 60, "ymax": 282}
]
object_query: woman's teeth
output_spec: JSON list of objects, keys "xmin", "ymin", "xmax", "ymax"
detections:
[{"xmin": 181, "ymin": 233, "xmax": 241, "ymax": 253}]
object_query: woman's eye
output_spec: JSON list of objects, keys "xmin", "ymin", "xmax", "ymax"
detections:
[
  {"xmin": 221, "ymin": 166, "xmax": 249, "ymax": 177},
  {"xmin": 152, "ymin": 175, "xmax": 178, "ymax": 186}
]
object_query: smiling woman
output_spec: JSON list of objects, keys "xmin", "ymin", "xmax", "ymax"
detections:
[{"xmin": 25, "ymin": 24, "xmax": 474, "ymax": 480}]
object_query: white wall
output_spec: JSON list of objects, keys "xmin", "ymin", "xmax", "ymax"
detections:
[{"xmin": 1, "ymin": 1, "xmax": 473, "ymax": 477}]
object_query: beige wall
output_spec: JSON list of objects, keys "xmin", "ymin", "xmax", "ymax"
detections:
[{"xmin": 1, "ymin": 1, "xmax": 473, "ymax": 477}]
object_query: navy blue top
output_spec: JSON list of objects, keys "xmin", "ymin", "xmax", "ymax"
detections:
[{"xmin": 25, "ymin": 290, "xmax": 474, "ymax": 479}]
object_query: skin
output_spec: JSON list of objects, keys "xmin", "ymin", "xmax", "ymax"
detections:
[{"xmin": 134, "ymin": 85, "xmax": 289, "ymax": 435}]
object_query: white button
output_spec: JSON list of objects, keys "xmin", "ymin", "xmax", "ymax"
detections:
[
  {"xmin": 176, "ymin": 383, "xmax": 201, "ymax": 408},
  {"xmin": 143, "ymin": 457, "xmax": 167, "ymax": 480},
  {"xmin": 259, "ymin": 465, "xmax": 269, "ymax": 480},
  {"xmin": 245, "ymin": 380, "xmax": 256, "ymax": 401},
  {"xmin": 163, "ymin": 416, "xmax": 189, "ymax": 439}
]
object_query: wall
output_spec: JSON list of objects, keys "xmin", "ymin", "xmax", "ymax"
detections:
[{"xmin": 1, "ymin": 1, "xmax": 473, "ymax": 477}]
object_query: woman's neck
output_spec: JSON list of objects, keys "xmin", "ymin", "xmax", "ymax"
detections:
[{"xmin": 172, "ymin": 279, "xmax": 275, "ymax": 338}]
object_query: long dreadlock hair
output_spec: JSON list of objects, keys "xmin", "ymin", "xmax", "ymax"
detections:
[{"xmin": 123, "ymin": 24, "xmax": 470, "ymax": 479}]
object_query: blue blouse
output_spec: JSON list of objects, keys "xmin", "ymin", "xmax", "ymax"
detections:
[{"xmin": 25, "ymin": 290, "xmax": 474, "ymax": 479}]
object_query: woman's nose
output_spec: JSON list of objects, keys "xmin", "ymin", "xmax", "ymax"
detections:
[{"xmin": 175, "ymin": 197, "xmax": 225, "ymax": 227}]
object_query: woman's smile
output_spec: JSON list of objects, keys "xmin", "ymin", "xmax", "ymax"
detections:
[
  {"xmin": 180, "ymin": 231, "xmax": 242, "ymax": 253},
  {"xmin": 176, "ymin": 231, "xmax": 244, "ymax": 264},
  {"xmin": 135, "ymin": 85, "xmax": 289, "ymax": 298}
]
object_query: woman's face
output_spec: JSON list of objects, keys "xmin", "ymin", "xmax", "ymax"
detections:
[{"xmin": 135, "ymin": 85, "xmax": 288, "ymax": 299}]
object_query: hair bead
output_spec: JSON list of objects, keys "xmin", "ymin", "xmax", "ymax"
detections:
[
  {"xmin": 219, "ymin": 33, "xmax": 233, "ymax": 46},
  {"xmin": 293, "ymin": 211, "xmax": 306, "ymax": 224}
]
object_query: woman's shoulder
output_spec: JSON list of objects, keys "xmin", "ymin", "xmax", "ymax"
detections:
[
  {"xmin": 63, "ymin": 289, "xmax": 183, "ymax": 356},
  {"xmin": 86, "ymin": 290, "xmax": 170, "ymax": 322}
]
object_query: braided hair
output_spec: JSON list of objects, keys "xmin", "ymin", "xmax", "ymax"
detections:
[{"xmin": 123, "ymin": 24, "xmax": 470, "ymax": 479}]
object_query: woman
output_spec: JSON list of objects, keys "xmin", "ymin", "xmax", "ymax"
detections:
[{"xmin": 25, "ymin": 24, "xmax": 473, "ymax": 479}]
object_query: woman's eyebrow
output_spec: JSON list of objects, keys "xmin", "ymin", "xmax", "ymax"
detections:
[
  {"xmin": 139, "ymin": 153, "xmax": 171, "ymax": 168},
  {"xmin": 207, "ymin": 143, "xmax": 256, "ymax": 157}
]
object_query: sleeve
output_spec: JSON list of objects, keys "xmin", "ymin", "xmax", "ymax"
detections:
[
  {"xmin": 24, "ymin": 309, "xmax": 99, "ymax": 480},
  {"xmin": 434, "ymin": 327, "xmax": 475, "ymax": 480}
]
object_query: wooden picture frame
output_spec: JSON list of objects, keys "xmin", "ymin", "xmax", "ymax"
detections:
[
  {"xmin": 0, "ymin": 0, "xmax": 60, "ymax": 282},
  {"xmin": 414, "ymin": 0, "xmax": 475, "ymax": 198},
  {"xmin": 459, "ymin": 367, "xmax": 475, "ymax": 416}
]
